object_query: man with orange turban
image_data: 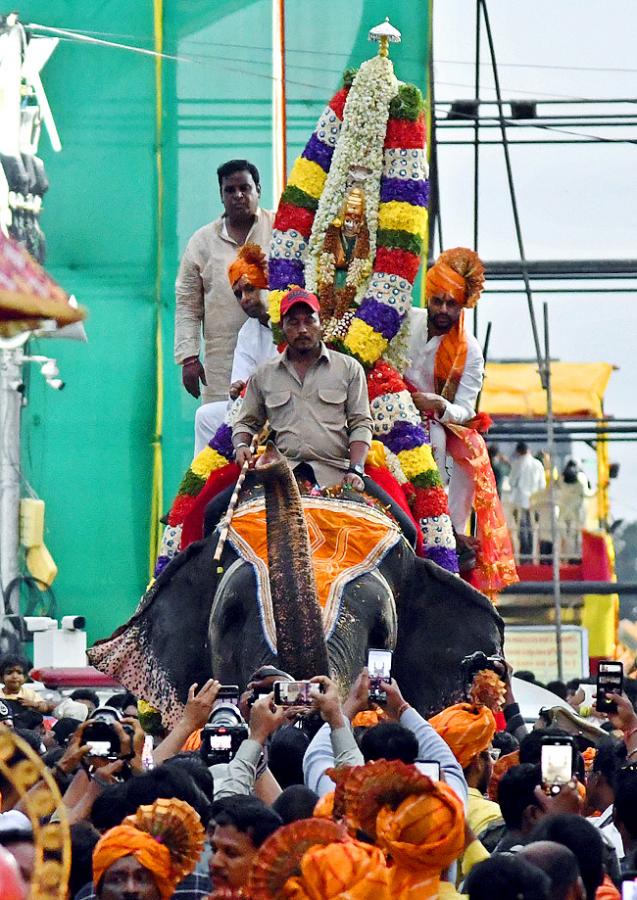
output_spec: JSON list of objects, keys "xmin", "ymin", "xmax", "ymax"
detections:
[
  {"xmin": 430, "ymin": 702, "xmax": 504, "ymax": 846},
  {"xmin": 93, "ymin": 798, "xmax": 204, "ymax": 900},
  {"xmin": 194, "ymin": 241, "xmax": 279, "ymax": 454},
  {"xmin": 405, "ymin": 248, "xmax": 517, "ymax": 595}
]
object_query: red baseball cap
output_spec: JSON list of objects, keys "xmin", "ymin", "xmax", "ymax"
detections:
[{"xmin": 279, "ymin": 287, "xmax": 321, "ymax": 319}]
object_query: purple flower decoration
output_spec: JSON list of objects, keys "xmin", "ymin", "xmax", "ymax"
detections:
[
  {"xmin": 269, "ymin": 257, "xmax": 305, "ymax": 291},
  {"xmin": 425, "ymin": 545, "xmax": 459, "ymax": 573},
  {"xmin": 154, "ymin": 555, "xmax": 170, "ymax": 577},
  {"xmin": 380, "ymin": 176, "xmax": 429, "ymax": 208},
  {"xmin": 302, "ymin": 133, "xmax": 335, "ymax": 173},
  {"xmin": 382, "ymin": 420, "xmax": 428, "ymax": 455},
  {"xmin": 210, "ymin": 422, "xmax": 234, "ymax": 461},
  {"xmin": 356, "ymin": 298, "xmax": 402, "ymax": 340}
]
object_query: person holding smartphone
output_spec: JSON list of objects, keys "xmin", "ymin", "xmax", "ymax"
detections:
[{"xmin": 302, "ymin": 670, "xmax": 466, "ymax": 808}]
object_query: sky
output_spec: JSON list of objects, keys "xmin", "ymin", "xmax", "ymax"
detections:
[{"xmin": 433, "ymin": 0, "xmax": 637, "ymax": 522}]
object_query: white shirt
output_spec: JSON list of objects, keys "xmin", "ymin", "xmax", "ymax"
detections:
[
  {"xmin": 404, "ymin": 307, "xmax": 484, "ymax": 425},
  {"xmin": 509, "ymin": 453, "xmax": 546, "ymax": 509},
  {"xmin": 587, "ymin": 805, "xmax": 624, "ymax": 860},
  {"xmin": 230, "ymin": 318, "xmax": 279, "ymax": 387}
]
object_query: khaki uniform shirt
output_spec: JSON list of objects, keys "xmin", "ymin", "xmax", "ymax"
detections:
[
  {"xmin": 174, "ymin": 208, "xmax": 274, "ymax": 402},
  {"xmin": 233, "ymin": 344, "xmax": 373, "ymax": 487}
]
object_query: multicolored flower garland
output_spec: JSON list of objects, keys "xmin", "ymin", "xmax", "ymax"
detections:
[{"xmin": 161, "ymin": 64, "xmax": 458, "ymax": 575}]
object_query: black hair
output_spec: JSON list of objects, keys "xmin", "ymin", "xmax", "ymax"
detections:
[
  {"xmin": 12, "ymin": 707, "xmax": 44, "ymax": 732},
  {"xmin": 515, "ymin": 670, "xmax": 537, "ymax": 684},
  {"xmin": 492, "ymin": 731, "xmax": 519, "ymax": 757},
  {"xmin": 104, "ymin": 691, "xmax": 137, "ymax": 712},
  {"xmin": 217, "ymin": 159, "xmax": 261, "ymax": 191},
  {"xmin": 41, "ymin": 747, "xmax": 72, "ymax": 792},
  {"xmin": 51, "ymin": 717, "xmax": 82, "ymax": 748},
  {"xmin": 593, "ymin": 736, "xmax": 627, "ymax": 792},
  {"xmin": 210, "ymin": 796, "xmax": 282, "ymax": 848},
  {"xmin": 529, "ymin": 814, "xmax": 604, "ymax": 899},
  {"xmin": 465, "ymin": 854, "xmax": 550, "ymax": 900},
  {"xmin": 69, "ymin": 823, "xmax": 100, "ymax": 897},
  {"xmin": 519, "ymin": 842, "xmax": 580, "ymax": 900},
  {"xmin": 14, "ymin": 727, "xmax": 42, "ymax": 756},
  {"xmin": 70, "ymin": 689, "xmax": 99, "ymax": 708},
  {"xmin": 272, "ymin": 785, "xmax": 319, "ymax": 825},
  {"xmin": 0, "ymin": 828, "xmax": 33, "ymax": 846},
  {"xmin": 0, "ymin": 654, "xmax": 30, "ymax": 677},
  {"xmin": 497, "ymin": 763, "xmax": 542, "ymax": 830},
  {"xmin": 91, "ymin": 764, "xmax": 212, "ymax": 831},
  {"xmin": 614, "ymin": 767, "xmax": 637, "ymax": 839},
  {"xmin": 565, "ymin": 679, "xmax": 580, "ymax": 694},
  {"xmin": 359, "ymin": 722, "xmax": 418, "ymax": 764},
  {"xmin": 162, "ymin": 753, "xmax": 215, "ymax": 802},
  {"xmin": 515, "ymin": 442, "xmax": 529, "ymax": 455},
  {"xmin": 545, "ymin": 680, "xmax": 567, "ymax": 701},
  {"xmin": 268, "ymin": 726, "xmax": 309, "ymax": 788}
]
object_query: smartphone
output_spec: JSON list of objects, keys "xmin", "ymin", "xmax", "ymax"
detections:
[
  {"xmin": 597, "ymin": 661, "xmax": 623, "ymax": 713},
  {"xmin": 541, "ymin": 735, "xmax": 574, "ymax": 794},
  {"xmin": 368, "ymin": 648, "xmax": 392, "ymax": 704},
  {"xmin": 216, "ymin": 685, "xmax": 240, "ymax": 705},
  {"xmin": 621, "ymin": 873, "xmax": 637, "ymax": 900},
  {"xmin": 415, "ymin": 760, "xmax": 441, "ymax": 780},
  {"xmin": 273, "ymin": 680, "xmax": 323, "ymax": 707}
]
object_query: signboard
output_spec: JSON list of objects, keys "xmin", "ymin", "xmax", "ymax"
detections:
[{"xmin": 504, "ymin": 626, "xmax": 589, "ymax": 684}]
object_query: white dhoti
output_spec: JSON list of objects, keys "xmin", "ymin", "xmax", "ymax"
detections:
[
  {"xmin": 194, "ymin": 401, "xmax": 230, "ymax": 456},
  {"xmin": 429, "ymin": 420, "xmax": 476, "ymax": 535}
]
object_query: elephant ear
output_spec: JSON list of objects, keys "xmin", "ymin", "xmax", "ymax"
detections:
[
  {"xmin": 248, "ymin": 818, "xmax": 347, "ymax": 899},
  {"xmin": 340, "ymin": 759, "xmax": 432, "ymax": 841}
]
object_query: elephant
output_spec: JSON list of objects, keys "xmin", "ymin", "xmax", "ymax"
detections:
[{"xmin": 89, "ymin": 446, "xmax": 504, "ymax": 728}]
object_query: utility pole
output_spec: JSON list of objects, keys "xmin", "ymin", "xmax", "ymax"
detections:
[{"xmin": 0, "ymin": 333, "xmax": 29, "ymax": 648}]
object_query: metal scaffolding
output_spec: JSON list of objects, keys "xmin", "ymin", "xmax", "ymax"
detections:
[{"xmin": 431, "ymin": 0, "xmax": 637, "ymax": 677}]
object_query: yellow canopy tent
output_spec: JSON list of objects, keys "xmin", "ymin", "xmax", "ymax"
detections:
[{"xmin": 481, "ymin": 362, "xmax": 614, "ymax": 419}]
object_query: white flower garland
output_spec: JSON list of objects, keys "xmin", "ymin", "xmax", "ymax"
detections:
[{"xmin": 305, "ymin": 56, "xmax": 398, "ymax": 294}]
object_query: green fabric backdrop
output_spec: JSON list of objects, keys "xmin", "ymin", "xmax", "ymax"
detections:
[{"xmin": 19, "ymin": 0, "xmax": 431, "ymax": 645}]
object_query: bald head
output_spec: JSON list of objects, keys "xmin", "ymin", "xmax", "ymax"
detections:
[{"xmin": 519, "ymin": 841, "xmax": 584, "ymax": 900}]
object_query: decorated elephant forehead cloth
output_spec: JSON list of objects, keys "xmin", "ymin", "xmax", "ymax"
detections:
[{"xmin": 428, "ymin": 701, "xmax": 496, "ymax": 769}]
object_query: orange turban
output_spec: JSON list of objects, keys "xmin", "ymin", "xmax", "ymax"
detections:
[
  {"xmin": 283, "ymin": 840, "xmax": 390, "ymax": 900},
  {"xmin": 93, "ymin": 825, "xmax": 173, "ymax": 899},
  {"xmin": 376, "ymin": 783, "xmax": 465, "ymax": 899},
  {"xmin": 425, "ymin": 247, "xmax": 485, "ymax": 309},
  {"xmin": 429, "ymin": 702, "xmax": 496, "ymax": 769},
  {"xmin": 228, "ymin": 242, "xmax": 268, "ymax": 290},
  {"xmin": 351, "ymin": 709, "xmax": 386, "ymax": 728}
]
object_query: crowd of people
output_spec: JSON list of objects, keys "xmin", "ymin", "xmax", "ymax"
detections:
[
  {"xmin": 488, "ymin": 442, "xmax": 593, "ymax": 562},
  {"xmin": 0, "ymin": 651, "xmax": 637, "ymax": 898}
]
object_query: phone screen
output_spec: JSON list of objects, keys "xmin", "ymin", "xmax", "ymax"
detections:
[
  {"xmin": 541, "ymin": 743, "xmax": 573, "ymax": 786},
  {"xmin": 597, "ymin": 661, "xmax": 623, "ymax": 712},
  {"xmin": 415, "ymin": 760, "xmax": 441, "ymax": 780},
  {"xmin": 274, "ymin": 681, "xmax": 314, "ymax": 706},
  {"xmin": 622, "ymin": 881, "xmax": 637, "ymax": 900},
  {"xmin": 87, "ymin": 740, "xmax": 112, "ymax": 757},
  {"xmin": 368, "ymin": 649, "xmax": 392, "ymax": 682}
]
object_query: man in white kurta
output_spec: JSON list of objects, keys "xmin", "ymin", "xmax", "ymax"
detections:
[{"xmin": 405, "ymin": 306, "xmax": 484, "ymax": 532}]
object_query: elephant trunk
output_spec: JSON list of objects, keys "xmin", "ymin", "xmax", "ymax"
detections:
[{"xmin": 256, "ymin": 444, "xmax": 330, "ymax": 678}]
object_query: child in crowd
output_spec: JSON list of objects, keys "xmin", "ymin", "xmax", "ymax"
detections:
[{"xmin": 0, "ymin": 654, "xmax": 53, "ymax": 713}]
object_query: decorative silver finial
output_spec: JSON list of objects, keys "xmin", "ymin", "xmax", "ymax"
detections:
[{"xmin": 369, "ymin": 18, "xmax": 401, "ymax": 57}]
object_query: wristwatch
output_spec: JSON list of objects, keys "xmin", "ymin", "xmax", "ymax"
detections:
[{"xmin": 348, "ymin": 463, "xmax": 365, "ymax": 478}]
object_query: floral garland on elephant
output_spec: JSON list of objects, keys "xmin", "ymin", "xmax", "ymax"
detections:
[{"xmin": 160, "ymin": 55, "xmax": 460, "ymax": 576}]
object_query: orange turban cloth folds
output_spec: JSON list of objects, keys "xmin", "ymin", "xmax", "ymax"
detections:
[
  {"xmin": 283, "ymin": 840, "xmax": 390, "ymax": 900},
  {"xmin": 227, "ymin": 242, "xmax": 268, "ymax": 290},
  {"xmin": 425, "ymin": 247, "xmax": 485, "ymax": 405},
  {"xmin": 93, "ymin": 825, "xmax": 174, "ymax": 900},
  {"xmin": 429, "ymin": 702, "xmax": 496, "ymax": 769},
  {"xmin": 375, "ymin": 783, "xmax": 465, "ymax": 899}
]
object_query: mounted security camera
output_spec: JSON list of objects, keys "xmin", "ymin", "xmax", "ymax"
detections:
[
  {"xmin": 23, "ymin": 616, "xmax": 57, "ymax": 633},
  {"xmin": 61, "ymin": 615, "xmax": 85, "ymax": 631}
]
